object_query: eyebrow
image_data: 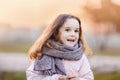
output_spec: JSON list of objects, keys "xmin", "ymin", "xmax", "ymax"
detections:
[{"xmin": 64, "ymin": 27, "xmax": 79, "ymax": 29}]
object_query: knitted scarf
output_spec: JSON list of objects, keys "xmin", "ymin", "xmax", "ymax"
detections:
[{"xmin": 34, "ymin": 39, "xmax": 83, "ymax": 76}]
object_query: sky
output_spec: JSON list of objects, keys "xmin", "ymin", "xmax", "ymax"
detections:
[
  {"xmin": 0, "ymin": 0, "xmax": 120, "ymax": 29},
  {"xmin": 0, "ymin": 0, "xmax": 86, "ymax": 29}
]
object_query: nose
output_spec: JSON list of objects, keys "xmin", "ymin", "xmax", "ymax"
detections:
[{"xmin": 69, "ymin": 31, "xmax": 77, "ymax": 37}]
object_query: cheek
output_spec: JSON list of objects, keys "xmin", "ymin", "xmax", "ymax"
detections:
[
  {"xmin": 58, "ymin": 33, "xmax": 68, "ymax": 43},
  {"xmin": 59, "ymin": 31, "xmax": 68, "ymax": 38},
  {"xmin": 77, "ymin": 35, "xmax": 80, "ymax": 41},
  {"xmin": 77, "ymin": 34, "xmax": 79, "ymax": 39},
  {"xmin": 59, "ymin": 34, "xmax": 66, "ymax": 40}
]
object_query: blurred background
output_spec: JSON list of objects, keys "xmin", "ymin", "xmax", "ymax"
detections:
[{"xmin": 0, "ymin": 0, "xmax": 120, "ymax": 80}]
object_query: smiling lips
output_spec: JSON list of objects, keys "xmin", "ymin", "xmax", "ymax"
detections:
[{"xmin": 67, "ymin": 39, "xmax": 75, "ymax": 42}]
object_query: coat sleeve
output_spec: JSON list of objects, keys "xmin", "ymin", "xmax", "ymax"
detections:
[
  {"xmin": 26, "ymin": 61, "xmax": 61, "ymax": 80},
  {"xmin": 76, "ymin": 54, "xmax": 94, "ymax": 80}
]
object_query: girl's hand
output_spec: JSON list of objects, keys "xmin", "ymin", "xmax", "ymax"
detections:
[
  {"xmin": 59, "ymin": 75, "xmax": 76, "ymax": 80},
  {"xmin": 69, "ymin": 77, "xmax": 80, "ymax": 80}
]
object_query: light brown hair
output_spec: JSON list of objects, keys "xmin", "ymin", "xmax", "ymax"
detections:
[{"xmin": 28, "ymin": 14, "xmax": 92, "ymax": 61}]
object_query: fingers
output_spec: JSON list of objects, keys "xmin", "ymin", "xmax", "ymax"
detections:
[
  {"xmin": 59, "ymin": 75, "xmax": 77, "ymax": 80},
  {"xmin": 69, "ymin": 78, "xmax": 79, "ymax": 80},
  {"xmin": 59, "ymin": 76, "xmax": 68, "ymax": 80},
  {"xmin": 67, "ymin": 75, "xmax": 76, "ymax": 79}
]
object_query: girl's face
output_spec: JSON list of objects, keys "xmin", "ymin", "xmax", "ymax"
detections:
[{"xmin": 58, "ymin": 18, "xmax": 80, "ymax": 47}]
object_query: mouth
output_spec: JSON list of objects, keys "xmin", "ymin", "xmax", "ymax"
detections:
[{"xmin": 67, "ymin": 39, "xmax": 75, "ymax": 42}]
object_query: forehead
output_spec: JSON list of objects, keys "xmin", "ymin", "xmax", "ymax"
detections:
[{"xmin": 62, "ymin": 18, "xmax": 79, "ymax": 28}]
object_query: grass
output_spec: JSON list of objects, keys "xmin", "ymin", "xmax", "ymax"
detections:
[
  {"xmin": 0, "ymin": 41, "xmax": 120, "ymax": 56},
  {"xmin": 0, "ymin": 42, "xmax": 32, "ymax": 53},
  {"xmin": 1, "ymin": 43, "xmax": 120, "ymax": 57},
  {"xmin": 0, "ymin": 71, "xmax": 120, "ymax": 80},
  {"xmin": 92, "ymin": 48, "xmax": 120, "ymax": 56},
  {"xmin": 94, "ymin": 72, "xmax": 120, "ymax": 80},
  {"xmin": 0, "ymin": 72, "xmax": 26, "ymax": 80}
]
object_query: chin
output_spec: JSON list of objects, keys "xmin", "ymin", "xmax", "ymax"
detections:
[
  {"xmin": 66, "ymin": 44, "xmax": 75, "ymax": 47},
  {"xmin": 64, "ymin": 41, "xmax": 76, "ymax": 47}
]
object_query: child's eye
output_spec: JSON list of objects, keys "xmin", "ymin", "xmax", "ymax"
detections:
[
  {"xmin": 65, "ymin": 29, "xmax": 70, "ymax": 31},
  {"xmin": 75, "ymin": 30, "xmax": 79, "ymax": 33}
]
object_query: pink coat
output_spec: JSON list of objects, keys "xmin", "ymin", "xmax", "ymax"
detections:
[{"xmin": 26, "ymin": 54, "xmax": 94, "ymax": 80}]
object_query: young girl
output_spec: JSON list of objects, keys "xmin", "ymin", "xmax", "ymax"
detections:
[{"xmin": 26, "ymin": 14, "xmax": 94, "ymax": 80}]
